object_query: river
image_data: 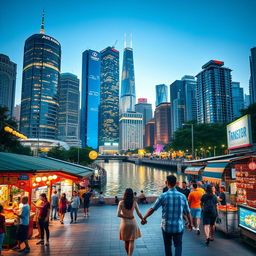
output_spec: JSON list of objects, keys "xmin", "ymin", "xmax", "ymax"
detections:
[{"xmin": 96, "ymin": 161, "xmax": 188, "ymax": 197}]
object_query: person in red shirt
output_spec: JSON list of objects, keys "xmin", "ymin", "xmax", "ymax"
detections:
[
  {"xmin": 0, "ymin": 204, "xmax": 6, "ymax": 256},
  {"xmin": 32, "ymin": 193, "xmax": 50, "ymax": 246}
]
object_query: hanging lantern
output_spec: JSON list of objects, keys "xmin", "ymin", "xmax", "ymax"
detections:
[
  {"xmin": 42, "ymin": 176, "xmax": 47, "ymax": 181},
  {"xmin": 32, "ymin": 183, "xmax": 37, "ymax": 187},
  {"xmin": 52, "ymin": 175, "xmax": 57, "ymax": 180},
  {"xmin": 248, "ymin": 161, "xmax": 256, "ymax": 171},
  {"xmin": 48, "ymin": 176, "xmax": 53, "ymax": 180},
  {"xmin": 35, "ymin": 177, "xmax": 41, "ymax": 182}
]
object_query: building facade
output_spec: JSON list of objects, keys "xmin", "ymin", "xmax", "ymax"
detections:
[
  {"xmin": 173, "ymin": 91, "xmax": 185, "ymax": 132},
  {"xmin": 232, "ymin": 82, "xmax": 244, "ymax": 120},
  {"xmin": 20, "ymin": 19, "xmax": 61, "ymax": 139},
  {"xmin": 196, "ymin": 60, "xmax": 233, "ymax": 123},
  {"xmin": 0, "ymin": 54, "xmax": 17, "ymax": 117},
  {"xmin": 98, "ymin": 47, "xmax": 119, "ymax": 153},
  {"xmin": 145, "ymin": 118, "xmax": 155, "ymax": 148},
  {"xmin": 244, "ymin": 94, "xmax": 250, "ymax": 108},
  {"xmin": 120, "ymin": 44, "xmax": 136, "ymax": 114},
  {"xmin": 249, "ymin": 47, "xmax": 256, "ymax": 104},
  {"xmin": 80, "ymin": 50, "xmax": 101, "ymax": 149},
  {"xmin": 119, "ymin": 112, "xmax": 143, "ymax": 151},
  {"xmin": 155, "ymin": 84, "xmax": 168, "ymax": 107},
  {"xmin": 154, "ymin": 103, "xmax": 171, "ymax": 147},
  {"xmin": 58, "ymin": 73, "xmax": 80, "ymax": 147},
  {"xmin": 135, "ymin": 98, "xmax": 153, "ymax": 126}
]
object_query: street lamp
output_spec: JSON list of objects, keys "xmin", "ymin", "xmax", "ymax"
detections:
[{"xmin": 183, "ymin": 123, "xmax": 194, "ymax": 159}]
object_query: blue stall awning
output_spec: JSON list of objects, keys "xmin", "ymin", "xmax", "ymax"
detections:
[
  {"xmin": 202, "ymin": 161, "xmax": 229, "ymax": 182},
  {"xmin": 184, "ymin": 166, "xmax": 204, "ymax": 175}
]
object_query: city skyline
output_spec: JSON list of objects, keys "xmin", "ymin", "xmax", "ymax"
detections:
[{"xmin": 1, "ymin": 1, "xmax": 256, "ymax": 108}]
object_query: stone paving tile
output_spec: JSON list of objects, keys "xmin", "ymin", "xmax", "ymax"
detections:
[{"xmin": 2, "ymin": 204, "xmax": 256, "ymax": 255}]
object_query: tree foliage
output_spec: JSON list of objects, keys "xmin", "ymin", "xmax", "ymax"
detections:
[{"xmin": 144, "ymin": 146, "xmax": 154, "ymax": 153}]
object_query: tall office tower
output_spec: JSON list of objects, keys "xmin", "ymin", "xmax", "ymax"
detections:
[
  {"xmin": 244, "ymin": 94, "xmax": 251, "ymax": 108},
  {"xmin": 119, "ymin": 112, "xmax": 143, "ymax": 151},
  {"xmin": 249, "ymin": 47, "xmax": 256, "ymax": 104},
  {"xmin": 170, "ymin": 80, "xmax": 184, "ymax": 135},
  {"xmin": 0, "ymin": 54, "xmax": 17, "ymax": 117},
  {"xmin": 145, "ymin": 118, "xmax": 155, "ymax": 148},
  {"xmin": 98, "ymin": 47, "xmax": 119, "ymax": 153},
  {"xmin": 154, "ymin": 103, "xmax": 171, "ymax": 149},
  {"xmin": 182, "ymin": 75, "xmax": 197, "ymax": 121},
  {"xmin": 232, "ymin": 82, "xmax": 244, "ymax": 120},
  {"xmin": 155, "ymin": 84, "xmax": 168, "ymax": 106},
  {"xmin": 173, "ymin": 91, "xmax": 185, "ymax": 132},
  {"xmin": 58, "ymin": 73, "xmax": 80, "ymax": 147},
  {"xmin": 196, "ymin": 60, "xmax": 233, "ymax": 123},
  {"xmin": 20, "ymin": 11, "xmax": 61, "ymax": 139},
  {"xmin": 80, "ymin": 50, "xmax": 101, "ymax": 149},
  {"xmin": 13, "ymin": 104, "xmax": 20, "ymax": 127},
  {"xmin": 120, "ymin": 35, "xmax": 136, "ymax": 114}
]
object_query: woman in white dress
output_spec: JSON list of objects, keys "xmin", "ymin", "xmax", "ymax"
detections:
[{"xmin": 117, "ymin": 188, "xmax": 145, "ymax": 256}]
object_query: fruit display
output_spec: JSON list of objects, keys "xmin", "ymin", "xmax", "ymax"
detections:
[{"xmin": 218, "ymin": 205, "xmax": 238, "ymax": 211}]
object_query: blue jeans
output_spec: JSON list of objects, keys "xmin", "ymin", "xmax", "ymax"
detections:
[
  {"xmin": 51, "ymin": 206, "xmax": 58, "ymax": 219},
  {"xmin": 162, "ymin": 229, "xmax": 183, "ymax": 256},
  {"xmin": 70, "ymin": 208, "xmax": 78, "ymax": 221},
  {"xmin": 0, "ymin": 233, "xmax": 5, "ymax": 254}
]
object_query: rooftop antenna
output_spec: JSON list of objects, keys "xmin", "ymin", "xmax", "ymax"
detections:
[
  {"xmin": 112, "ymin": 40, "xmax": 118, "ymax": 48},
  {"xmin": 124, "ymin": 33, "xmax": 127, "ymax": 49},
  {"xmin": 130, "ymin": 33, "xmax": 133, "ymax": 48},
  {"xmin": 40, "ymin": 9, "xmax": 45, "ymax": 34}
]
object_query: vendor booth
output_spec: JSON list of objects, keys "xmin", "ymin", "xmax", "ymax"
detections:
[
  {"xmin": 0, "ymin": 152, "xmax": 94, "ymax": 248},
  {"xmin": 184, "ymin": 166, "xmax": 204, "ymax": 182}
]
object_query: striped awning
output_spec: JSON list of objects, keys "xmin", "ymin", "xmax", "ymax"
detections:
[
  {"xmin": 202, "ymin": 162, "xmax": 229, "ymax": 182},
  {"xmin": 184, "ymin": 166, "xmax": 204, "ymax": 175}
]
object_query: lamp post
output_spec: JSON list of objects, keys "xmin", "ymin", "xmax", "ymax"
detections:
[{"xmin": 183, "ymin": 123, "xmax": 194, "ymax": 159}]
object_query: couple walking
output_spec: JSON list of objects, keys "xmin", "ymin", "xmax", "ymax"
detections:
[{"xmin": 117, "ymin": 175, "xmax": 193, "ymax": 256}]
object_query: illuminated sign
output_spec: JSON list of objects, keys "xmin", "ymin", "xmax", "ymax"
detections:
[
  {"xmin": 213, "ymin": 60, "xmax": 224, "ymax": 65},
  {"xmin": 90, "ymin": 51, "xmax": 100, "ymax": 61},
  {"xmin": 41, "ymin": 35, "xmax": 60, "ymax": 46},
  {"xmin": 239, "ymin": 206, "xmax": 256, "ymax": 234},
  {"xmin": 138, "ymin": 98, "xmax": 147, "ymax": 103},
  {"xmin": 227, "ymin": 115, "xmax": 252, "ymax": 150},
  {"xmin": 111, "ymin": 48, "xmax": 119, "ymax": 53}
]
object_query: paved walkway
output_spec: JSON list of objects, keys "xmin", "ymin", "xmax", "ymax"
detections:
[{"xmin": 3, "ymin": 204, "xmax": 255, "ymax": 256}]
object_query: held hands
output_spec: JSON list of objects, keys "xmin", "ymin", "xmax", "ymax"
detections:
[{"xmin": 141, "ymin": 218, "xmax": 147, "ymax": 225}]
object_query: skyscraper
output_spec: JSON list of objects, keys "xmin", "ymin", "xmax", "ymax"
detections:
[
  {"xmin": 98, "ymin": 47, "xmax": 119, "ymax": 153},
  {"xmin": 196, "ymin": 60, "xmax": 233, "ymax": 124},
  {"xmin": 244, "ymin": 94, "xmax": 251, "ymax": 108},
  {"xmin": 231, "ymin": 82, "xmax": 244, "ymax": 120},
  {"xmin": 58, "ymin": 73, "xmax": 80, "ymax": 147},
  {"xmin": 20, "ymin": 11, "xmax": 61, "ymax": 139},
  {"xmin": 155, "ymin": 84, "xmax": 168, "ymax": 106},
  {"xmin": 182, "ymin": 75, "xmax": 197, "ymax": 121},
  {"xmin": 154, "ymin": 103, "xmax": 171, "ymax": 148},
  {"xmin": 13, "ymin": 104, "xmax": 20, "ymax": 128},
  {"xmin": 120, "ymin": 35, "xmax": 136, "ymax": 114},
  {"xmin": 0, "ymin": 54, "xmax": 17, "ymax": 117},
  {"xmin": 145, "ymin": 118, "xmax": 155, "ymax": 148},
  {"xmin": 119, "ymin": 112, "xmax": 143, "ymax": 151},
  {"xmin": 173, "ymin": 91, "xmax": 185, "ymax": 132},
  {"xmin": 249, "ymin": 47, "xmax": 256, "ymax": 104},
  {"xmin": 80, "ymin": 49, "xmax": 101, "ymax": 149}
]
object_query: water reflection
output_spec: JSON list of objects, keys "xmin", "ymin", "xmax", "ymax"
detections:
[{"xmin": 96, "ymin": 161, "xmax": 188, "ymax": 197}]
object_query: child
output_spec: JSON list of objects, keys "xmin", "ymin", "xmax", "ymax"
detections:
[{"xmin": 0, "ymin": 204, "xmax": 6, "ymax": 256}]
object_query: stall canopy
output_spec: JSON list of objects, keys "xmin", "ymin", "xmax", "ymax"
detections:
[
  {"xmin": 184, "ymin": 166, "xmax": 204, "ymax": 175},
  {"xmin": 203, "ymin": 161, "xmax": 229, "ymax": 182},
  {"xmin": 0, "ymin": 152, "xmax": 94, "ymax": 178}
]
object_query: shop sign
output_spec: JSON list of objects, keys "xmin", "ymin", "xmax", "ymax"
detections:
[
  {"xmin": 239, "ymin": 206, "xmax": 256, "ymax": 233},
  {"xmin": 19, "ymin": 175, "xmax": 29, "ymax": 181},
  {"xmin": 1, "ymin": 176, "xmax": 18, "ymax": 185},
  {"xmin": 227, "ymin": 115, "xmax": 252, "ymax": 150}
]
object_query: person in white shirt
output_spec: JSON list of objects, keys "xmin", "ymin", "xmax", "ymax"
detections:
[{"xmin": 70, "ymin": 191, "xmax": 80, "ymax": 223}]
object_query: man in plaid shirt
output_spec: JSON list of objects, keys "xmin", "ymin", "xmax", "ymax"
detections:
[{"xmin": 143, "ymin": 175, "xmax": 193, "ymax": 256}]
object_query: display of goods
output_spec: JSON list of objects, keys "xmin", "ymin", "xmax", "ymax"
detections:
[{"xmin": 218, "ymin": 205, "xmax": 238, "ymax": 211}]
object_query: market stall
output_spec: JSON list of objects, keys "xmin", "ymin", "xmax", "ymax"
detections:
[{"xmin": 184, "ymin": 165, "xmax": 204, "ymax": 182}]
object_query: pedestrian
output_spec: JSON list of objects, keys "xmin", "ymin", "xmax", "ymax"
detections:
[
  {"xmin": 82, "ymin": 185, "xmax": 93, "ymax": 217},
  {"xmin": 163, "ymin": 181, "xmax": 168, "ymax": 193},
  {"xmin": 218, "ymin": 186, "xmax": 226, "ymax": 205},
  {"xmin": 59, "ymin": 193, "xmax": 68, "ymax": 224},
  {"xmin": 212, "ymin": 185, "xmax": 219, "ymax": 196},
  {"xmin": 201, "ymin": 185, "xmax": 218, "ymax": 245},
  {"xmin": 117, "ymin": 188, "xmax": 145, "ymax": 256},
  {"xmin": 188, "ymin": 183, "xmax": 203, "ymax": 234},
  {"xmin": 34, "ymin": 198, "xmax": 43, "ymax": 238},
  {"xmin": 179, "ymin": 181, "xmax": 190, "ymax": 198},
  {"xmin": 138, "ymin": 190, "xmax": 148, "ymax": 204},
  {"xmin": 98, "ymin": 192, "xmax": 105, "ymax": 205},
  {"xmin": 176, "ymin": 182, "xmax": 183, "ymax": 193},
  {"xmin": 115, "ymin": 196, "xmax": 119, "ymax": 205},
  {"xmin": 197, "ymin": 181, "xmax": 205, "ymax": 194},
  {"xmin": 13, "ymin": 196, "xmax": 30, "ymax": 252},
  {"xmin": 143, "ymin": 175, "xmax": 193, "ymax": 256},
  {"xmin": 51, "ymin": 190, "xmax": 59, "ymax": 221},
  {"xmin": 70, "ymin": 191, "xmax": 80, "ymax": 223},
  {"xmin": 0, "ymin": 204, "xmax": 5, "ymax": 256},
  {"xmin": 32, "ymin": 193, "xmax": 50, "ymax": 246}
]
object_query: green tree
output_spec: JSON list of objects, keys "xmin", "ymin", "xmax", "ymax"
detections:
[
  {"xmin": 144, "ymin": 146, "xmax": 154, "ymax": 153},
  {"xmin": 47, "ymin": 146, "xmax": 67, "ymax": 160},
  {"xmin": 241, "ymin": 103, "xmax": 256, "ymax": 143},
  {"xmin": 67, "ymin": 147, "xmax": 94, "ymax": 165}
]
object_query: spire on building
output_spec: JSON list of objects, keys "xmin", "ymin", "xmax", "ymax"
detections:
[
  {"xmin": 40, "ymin": 9, "xmax": 45, "ymax": 34},
  {"xmin": 130, "ymin": 33, "xmax": 133, "ymax": 48},
  {"xmin": 124, "ymin": 33, "xmax": 127, "ymax": 49}
]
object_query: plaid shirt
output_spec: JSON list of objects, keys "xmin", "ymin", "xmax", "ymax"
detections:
[{"xmin": 152, "ymin": 188, "xmax": 190, "ymax": 233}]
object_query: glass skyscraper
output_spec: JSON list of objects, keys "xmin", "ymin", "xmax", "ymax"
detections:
[
  {"xmin": 20, "ymin": 14, "xmax": 61, "ymax": 139},
  {"xmin": 0, "ymin": 54, "xmax": 17, "ymax": 118},
  {"xmin": 120, "ymin": 42, "xmax": 136, "ymax": 114},
  {"xmin": 155, "ymin": 84, "xmax": 168, "ymax": 106},
  {"xmin": 58, "ymin": 73, "xmax": 80, "ymax": 147},
  {"xmin": 196, "ymin": 60, "xmax": 233, "ymax": 124},
  {"xmin": 249, "ymin": 47, "xmax": 256, "ymax": 104},
  {"xmin": 231, "ymin": 82, "xmax": 244, "ymax": 120},
  {"xmin": 173, "ymin": 91, "xmax": 185, "ymax": 132},
  {"xmin": 98, "ymin": 47, "xmax": 120, "ymax": 152},
  {"xmin": 80, "ymin": 49, "xmax": 101, "ymax": 149}
]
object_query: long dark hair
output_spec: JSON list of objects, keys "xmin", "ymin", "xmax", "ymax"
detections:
[
  {"xmin": 206, "ymin": 185, "xmax": 213, "ymax": 195},
  {"xmin": 123, "ymin": 188, "xmax": 134, "ymax": 210},
  {"xmin": 40, "ymin": 193, "xmax": 48, "ymax": 202}
]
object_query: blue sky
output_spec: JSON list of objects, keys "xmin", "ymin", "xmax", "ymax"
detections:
[{"xmin": 1, "ymin": 0, "xmax": 256, "ymax": 107}]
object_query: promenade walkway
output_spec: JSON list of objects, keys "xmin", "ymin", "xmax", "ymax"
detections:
[{"xmin": 3, "ymin": 204, "xmax": 255, "ymax": 256}]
